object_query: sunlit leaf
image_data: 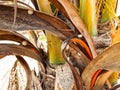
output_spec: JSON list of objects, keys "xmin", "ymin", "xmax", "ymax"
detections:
[
  {"xmin": 101, "ymin": 0, "xmax": 117, "ymax": 23},
  {"xmin": 79, "ymin": 0, "xmax": 97, "ymax": 36}
]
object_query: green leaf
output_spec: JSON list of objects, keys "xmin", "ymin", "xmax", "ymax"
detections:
[{"xmin": 101, "ymin": 0, "xmax": 117, "ymax": 23}]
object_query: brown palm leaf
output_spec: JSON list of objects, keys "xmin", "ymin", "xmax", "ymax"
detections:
[{"xmin": 82, "ymin": 42, "xmax": 120, "ymax": 90}]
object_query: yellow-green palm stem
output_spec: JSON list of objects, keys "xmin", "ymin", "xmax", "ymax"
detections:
[
  {"xmin": 37, "ymin": 0, "xmax": 53, "ymax": 15},
  {"xmin": 46, "ymin": 31, "xmax": 65, "ymax": 64},
  {"xmin": 101, "ymin": 0, "xmax": 117, "ymax": 23},
  {"xmin": 79, "ymin": 0, "xmax": 97, "ymax": 36},
  {"xmin": 37, "ymin": 0, "xmax": 65, "ymax": 64}
]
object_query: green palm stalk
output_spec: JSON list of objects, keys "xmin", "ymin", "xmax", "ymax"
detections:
[
  {"xmin": 101, "ymin": 0, "xmax": 117, "ymax": 23},
  {"xmin": 79, "ymin": 0, "xmax": 97, "ymax": 36},
  {"xmin": 46, "ymin": 32, "xmax": 65, "ymax": 64},
  {"xmin": 36, "ymin": 0, "xmax": 65, "ymax": 64}
]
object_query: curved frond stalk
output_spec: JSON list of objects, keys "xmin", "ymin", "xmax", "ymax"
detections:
[
  {"xmin": 93, "ymin": 71, "xmax": 112, "ymax": 90},
  {"xmin": 37, "ymin": 0, "xmax": 65, "ymax": 64},
  {"xmin": 8, "ymin": 58, "xmax": 30, "ymax": 90},
  {"xmin": 0, "ymin": 44, "xmax": 42, "ymax": 61},
  {"xmin": 0, "ymin": 5, "xmax": 87, "ymax": 63},
  {"xmin": 0, "ymin": 29, "xmax": 45, "ymax": 89},
  {"xmin": 71, "ymin": 38, "xmax": 93, "ymax": 60},
  {"xmin": 79, "ymin": 0, "xmax": 98, "ymax": 36},
  {"xmin": 62, "ymin": 38, "xmax": 91, "ymax": 73},
  {"xmin": 49, "ymin": 0, "xmax": 97, "ymax": 58},
  {"xmin": 0, "ymin": 29, "xmax": 45, "ymax": 64},
  {"xmin": 15, "ymin": 55, "xmax": 32, "ymax": 89},
  {"xmin": 108, "ymin": 22, "xmax": 120, "ymax": 86},
  {"xmin": 0, "ymin": 5, "xmax": 74, "ymax": 40},
  {"xmin": 0, "ymin": 29, "xmax": 46, "ymax": 73},
  {"xmin": 82, "ymin": 42, "xmax": 120, "ymax": 90},
  {"xmin": 61, "ymin": 38, "xmax": 86, "ymax": 90}
]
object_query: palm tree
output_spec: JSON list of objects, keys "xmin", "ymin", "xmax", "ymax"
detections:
[{"xmin": 0, "ymin": 0, "xmax": 120, "ymax": 90}]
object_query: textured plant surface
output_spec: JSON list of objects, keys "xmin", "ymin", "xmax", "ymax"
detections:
[{"xmin": 0, "ymin": 0, "xmax": 120, "ymax": 90}]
